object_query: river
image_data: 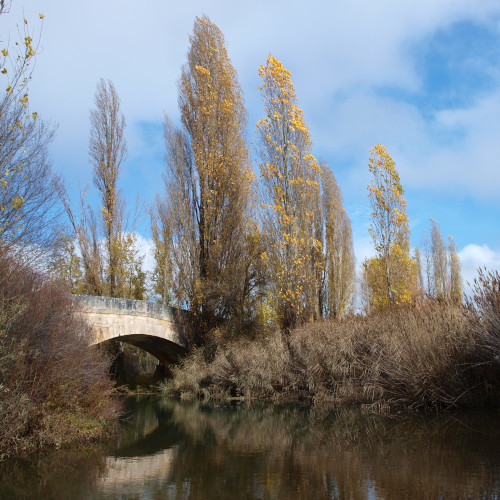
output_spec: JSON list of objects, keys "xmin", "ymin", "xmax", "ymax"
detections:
[{"xmin": 0, "ymin": 396, "xmax": 499, "ymax": 499}]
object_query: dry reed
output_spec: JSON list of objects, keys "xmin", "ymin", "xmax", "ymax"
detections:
[{"xmin": 170, "ymin": 270, "xmax": 500, "ymax": 411}]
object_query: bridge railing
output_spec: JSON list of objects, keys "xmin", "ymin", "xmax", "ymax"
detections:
[{"xmin": 73, "ymin": 295, "xmax": 189, "ymax": 324}]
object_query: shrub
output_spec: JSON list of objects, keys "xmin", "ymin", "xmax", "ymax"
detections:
[
  {"xmin": 0, "ymin": 250, "xmax": 120, "ymax": 459},
  {"xmin": 467, "ymin": 268, "xmax": 500, "ymax": 348},
  {"xmin": 170, "ymin": 272, "xmax": 500, "ymax": 411}
]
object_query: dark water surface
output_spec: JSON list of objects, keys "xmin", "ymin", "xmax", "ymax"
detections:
[{"xmin": 1, "ymin": 396, "xmax": 500, "ymax": 499}]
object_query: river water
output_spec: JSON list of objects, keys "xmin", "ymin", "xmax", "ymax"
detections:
[{"xmin": 1, "ymin": 396, "xmax": 499, "ymax": 499}]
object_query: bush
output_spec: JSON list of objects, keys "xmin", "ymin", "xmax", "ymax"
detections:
[
  {"xmin": 467, "ymin": 268, "xmax": 500, "ymax": 348},
  {"xmin": 169, "ymin": 272, "xmax": 500, "ymax": 411},
  {"xmin": 0, "ymin": 250, "xmax": 120, "ymax": 460}
]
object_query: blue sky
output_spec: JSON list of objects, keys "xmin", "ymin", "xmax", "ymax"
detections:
[{"xmin": 1, "ymin": 0, "xmax": 500, "ymax": 289}]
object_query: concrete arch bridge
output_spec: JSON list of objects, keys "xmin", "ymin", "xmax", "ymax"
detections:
[{"xmin": 74, "ymin": 295, "xmax": 189, "ymax": 366}]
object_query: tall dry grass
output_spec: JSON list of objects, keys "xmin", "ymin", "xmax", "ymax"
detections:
[
  {"xmin": 170, "ymin": 270, "xmax": 500, "ymax": 411},
  {"xmin": 0, "ymin": 250, "xmax": 120, "ymax": 460}
]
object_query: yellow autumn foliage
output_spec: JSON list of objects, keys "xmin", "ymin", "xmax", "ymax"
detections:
[
  {"xmin": 366, "ymin": 144, "xmax": 416, "ymax": 307},
  {"xmin": 257, "ymin": 55, "xmax": 323, "ymax": 330},
  {"xmin": 157, "ymin": 16, "xmax": 259, "ymax": 338}
]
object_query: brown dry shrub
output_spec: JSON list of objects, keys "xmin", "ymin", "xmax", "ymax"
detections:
[
  {"xmin": 170, "ymin": 332, "xmax": 296, "ymax": 400},
  {"xmin": 171, "ymin": 273, "xmax": 500, "ymax": 411},
  {"xmin": 0, "ymin": 250, "xmax": 120, "ymax": 460},
  {"xmin": 467, "ymin": 268, "xmax": 500, "ymax": 347},
  {"xmin": 293, "ymin": 301, "xmax": 489, "ymax": 409}
]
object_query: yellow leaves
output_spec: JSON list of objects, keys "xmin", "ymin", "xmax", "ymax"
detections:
[
  {"xmin": 195, "ymin": 65, "xmax": 210, "ymax": 77},
  {"xmin": 11, "ymin": 196, "xmax": 24, "ymax": 209},
  {"xmin": 1, "ymin": 49, "xmax": 8, "ymax": 57},
  {"xmin": 289, "ymin": 115, "xmax": 310, "ymax": 136},
  {"xmin": 258, "ymin": 54, "xmax": 296, "ymax": 104},
  {"xmin": 39, "ymin": 13, "xmax": 45, "ymax": 20},
  {"xmin": 6, "ymin": 85, "xmax": 12, "ymax": 94},
  {"xmin": 368, "ymin": 143, "xmax": 407, "ymax": 237},
  {"xmin": 367, "ymin": 144, "xmax": 414, "ymax": 308},
  {"xmin": 258, "ymin": 51, "xmax": 323, "ymax": 322},
  {"xmin": 1, "ymin": 68, "xmax": 7, "ymax": 74},
  {"xmin": 261, "ymin": 251, "xmax": 269, "ymax": 264}
]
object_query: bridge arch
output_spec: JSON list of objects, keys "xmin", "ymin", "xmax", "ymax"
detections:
[{"xmin": 74, "ymin": 295, "xmax": 189, "ymax": 366}]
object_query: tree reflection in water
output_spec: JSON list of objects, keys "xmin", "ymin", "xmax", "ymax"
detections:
[{"xmin": 1, "ymin": 397, "xmax": 499, "ymax": 499}]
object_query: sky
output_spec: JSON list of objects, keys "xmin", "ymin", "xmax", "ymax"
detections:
[{"xmin": 1, "ymin": 0, "xmax": 500, "ymax": 291}]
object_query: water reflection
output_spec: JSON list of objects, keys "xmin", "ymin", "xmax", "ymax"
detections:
[{"xmin": 1, "ymin": 397, "xmax": 499, "ymax": 499}]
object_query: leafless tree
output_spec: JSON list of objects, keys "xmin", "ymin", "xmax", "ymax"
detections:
[
  {"xmin": 89, "ymin": 78, "xmax": 127, "ymax": 297},
  {"xmin": 321, "ymin": 163, "xmax": 355, "ymax": 319},
  {"xmin": 0, "ymin": 6, "xmax": 62, "ymax": 262},
  {"xmin": 422, "ymin": 219, "xmax": 462, "ymax": 301}
]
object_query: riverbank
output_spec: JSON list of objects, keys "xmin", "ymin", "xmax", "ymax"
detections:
[
  {"xmin": 0, "ymin": 252, "xmax": 120, "ymax": 461},
  {"xmin": 168, "ymin": 270, "xmax": 500, "ymax": 411}
]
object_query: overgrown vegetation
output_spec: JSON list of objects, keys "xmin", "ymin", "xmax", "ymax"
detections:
[
  {"xmin": 169, "ymin": 270, "xmax": 500, "ymax": 411},
  {"xmin": 0, "ymin": 251, "xmax": 120, "ymax": 460}
]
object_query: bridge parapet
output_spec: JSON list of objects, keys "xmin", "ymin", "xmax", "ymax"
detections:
[{"xmin": 73, "ymin": 295, "xmax": 188, "ymax": 323}]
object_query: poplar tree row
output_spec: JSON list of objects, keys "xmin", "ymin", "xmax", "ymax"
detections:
[
  {"xmin": 150, "ymin": 17, "xmax": 355, "ymax": 337},
  {"xmin": 151, "ymin": 16, "xmax": 461, "ymax": 337}
]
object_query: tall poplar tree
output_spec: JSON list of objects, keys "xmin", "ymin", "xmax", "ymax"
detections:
[
  {"xmin": 157, "ymin": 16, "xmax": 254, "ymax": 337},
  {"xmin": 150, "ymin": 195, "xmax": 173, "ymax": 305},
  {"xmin": 413, "ymin": 247, "xmax": 424, "ymax": 294},
  {"xmin": 429, "ymin": 218, "xmax": 448, "ymax": 299},
  {"xmin": 257, "ymin": 55, "xmax": 323, "ymax": 330},
  {"xmin": 366, "ymin": 144, "xmax": 415, "ymax": 307},
  {"xmin": 89, "ymin": 78, "xmax": 127, "ymax": 298},
  {"xmin": 61, "ymin": 79, "xmax": 145, "ymax": 300},
  {"xmin": 424, "ymin": 219, "xmax": 462, "ymax": 301},
  {"xmin": 448, "ymin": 236, "xmax": 462, "ymax": 302},
  {"xmin": 321, "ymin": 163, "xmax": 355, "ymax": 319}
]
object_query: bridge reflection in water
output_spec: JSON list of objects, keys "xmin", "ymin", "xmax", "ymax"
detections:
[
  {"xmin": 99, "ymin": 399, "xmax": 500, "ymax": 500},
  {"xmin": 98, "ymin": 397, "xmax": 183, "ymax": 498},
  {"xmin": 99, "ymin": 450, "xmax": 177, "ymax": 497},
  {"xmin": 74, "ymin": 295, "xmax": 189, "ymax": 365}
]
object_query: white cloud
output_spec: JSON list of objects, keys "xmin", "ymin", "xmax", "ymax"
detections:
[
  {"xmin": 459, "ymin": 244, "xmax": 500, "ymax": 290},
  {"xmin": 401, "ymin": 91, "xmax": 500, "ymax": 197},
  {"xmin": 4, "ymin": 0, "xmax": 499, "ymax": 156},
  {"xmin": 133, "ymin": 233, "xmax": 155, "ymax": 275},
  {"xmin": 311, "ymin": 85, "xmax": 500, "ymax": 200}
]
